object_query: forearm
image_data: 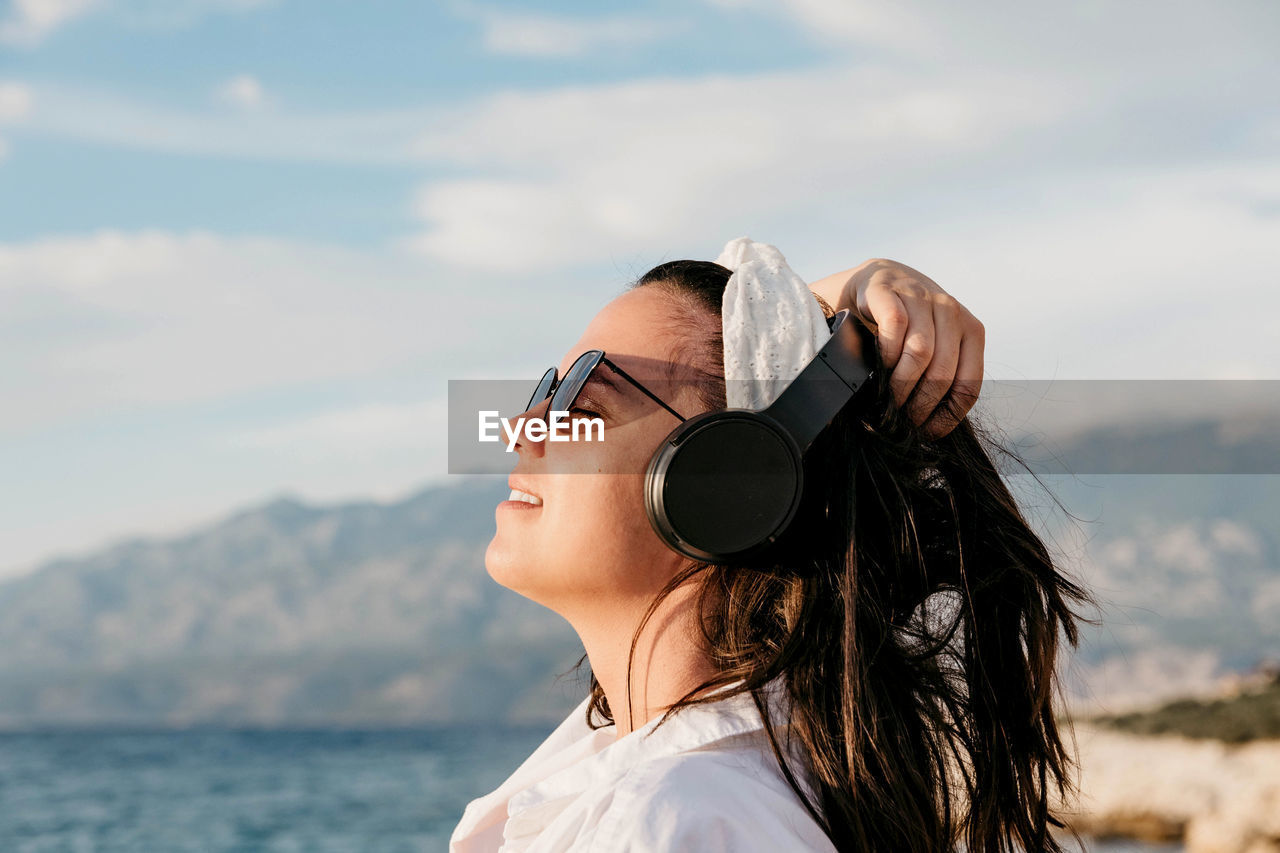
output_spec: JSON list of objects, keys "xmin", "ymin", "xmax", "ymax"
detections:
[{"xmin": 807, "ymin": 260, "xmax": 876, "ymax": 313}]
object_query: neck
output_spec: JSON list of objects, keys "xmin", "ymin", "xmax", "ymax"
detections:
[{"xmin": 569, "ymin": 582, "xmax": 719, "ymax": 738}]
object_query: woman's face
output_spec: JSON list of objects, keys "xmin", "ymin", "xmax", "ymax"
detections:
[{"xmin": 485, "ymin": 286, "xmax": 715, "ymax": 620}]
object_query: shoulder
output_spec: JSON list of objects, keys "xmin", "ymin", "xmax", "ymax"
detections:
[{"xmin": 586, "ymin": 743, "xmax": 836, "ymax": 852}]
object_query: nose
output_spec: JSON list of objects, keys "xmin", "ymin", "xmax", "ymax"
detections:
[{"xmin": 512, "ymin": 397, "xmax": 550, "ymax": 458}]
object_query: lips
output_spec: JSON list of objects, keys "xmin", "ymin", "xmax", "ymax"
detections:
[
  {"xmin": 506, "ymin": 479, "xmax": 543, "ymax": 506},
  {"xmin": 507, "ymin": 488, "xmax": 543, "ymax": 506}
]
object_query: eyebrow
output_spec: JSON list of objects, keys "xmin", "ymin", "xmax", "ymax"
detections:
[
  {"xmin": 582, "ymin": 371, "xmax": 622, "ymax": 396},
  {"xmin": 599, "ymin": 358, "xmax": 687, "ymax": 421}
]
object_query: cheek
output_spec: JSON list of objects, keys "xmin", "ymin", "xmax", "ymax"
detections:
[
  {"xmin": 568, "ymin": 475, "xmax": 670, "ymax": 578},
  {"xmin": 547, "ymin": 425, "xmax": 679, "ymax": 591},
  {"xmin": 486, "ymin": 438, "xmax": 684, "ymax": 606},
  {"xmin": 544, "ymin": 474, "xmax": 677, "ymax": 599}
]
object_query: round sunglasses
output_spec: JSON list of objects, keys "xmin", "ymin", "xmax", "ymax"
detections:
[{"xmin": 527, "ymin": 350, "xmax": 687, "ymax": 423}]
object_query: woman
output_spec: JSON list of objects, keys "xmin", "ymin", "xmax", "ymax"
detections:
[{"xmin": 451, "ymin": 240, "xmax": 1090, "ymax": 852}]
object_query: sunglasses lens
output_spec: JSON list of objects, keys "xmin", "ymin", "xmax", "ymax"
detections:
[
  {"xmin": 528, "ymin": 367, "xmax": 557, "ymax": 413},
  {"xmin": 550, "ymin": 351, "xmax": 601, "ymax": 414}
]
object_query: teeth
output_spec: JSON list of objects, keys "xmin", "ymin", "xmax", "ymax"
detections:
[{"xmin": 508, "ymin": 489, "xmax": 543, "ymax": 506}]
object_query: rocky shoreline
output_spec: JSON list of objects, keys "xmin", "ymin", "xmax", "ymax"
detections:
[{"xmin": 1061, "ymin": 724, "xmax": 1280, "ymax": 853}]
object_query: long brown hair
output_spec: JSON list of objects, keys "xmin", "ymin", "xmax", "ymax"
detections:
[{"xmin": 580, "ymin": 259, "xmax": 1094, "ymax": 852}]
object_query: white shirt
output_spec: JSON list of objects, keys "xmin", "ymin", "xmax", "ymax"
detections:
[{"xmin": 448, "ymin": 685, "xmax": 837, "ymax": 852}]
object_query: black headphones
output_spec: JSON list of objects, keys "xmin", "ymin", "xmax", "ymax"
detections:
[{"xmin": 644, "ymin": 308, "xmax": 875, "ymax": 564}]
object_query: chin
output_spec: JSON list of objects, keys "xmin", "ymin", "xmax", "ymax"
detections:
[
  {"xmin": 483, "ymin": 538, "xmax": 518, "ymax": 588},
  {"xmin": 484, "ymin": 538, "xmax": 543, "ymax": 600}
]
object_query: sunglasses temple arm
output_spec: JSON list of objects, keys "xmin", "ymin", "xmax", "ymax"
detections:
[{"xmin": 604, "ymin": 358, "xmax": 687, "ymax": 422}]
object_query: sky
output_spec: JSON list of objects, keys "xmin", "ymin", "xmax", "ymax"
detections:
[{"xmin": 1, "ymin": 0, "xmax": 1278, "ymax": 579}]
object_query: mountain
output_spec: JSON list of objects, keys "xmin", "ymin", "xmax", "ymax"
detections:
[
  {"xmin": 0, "ymin": 414, "xmax": 1276, "ymax": 727},
  {"xmin": 0, "ymin": 478, "xmax": 583, "ymax": 727},
  {"xmin": 1041, "ymin": 472, "xmax": 1280, "ymax": 711}
]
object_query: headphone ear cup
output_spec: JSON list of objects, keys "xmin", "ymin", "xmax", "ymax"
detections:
[{"xmin": 645, "ymin": 412, "xmax": 803, "ymax": 563}]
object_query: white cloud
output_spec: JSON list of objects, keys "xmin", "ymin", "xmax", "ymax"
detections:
[
  {"xmin": 19, "ymin": 82, "xmax": 429, "ymax": 164},
  {"xmin": 0, "ymin": 0, "xmax": 99, "ymax": 45},
  {"xmin": 854, "ymin": 161, "xmax": 1280, "ymax": 381},
  {"xmin": 214, "ymin": 73, "xmax": 268, "ymax": 110},
  {"xmin": 753, "ymin": 0, "xmax": 1279, "ymax": 74},
  {"xmin": 0, "ymin": 80, "xmax": 32, "ymax": 162},
  {"xmin": 112, "ymin": 0, "xmax": 278, "ymax": 30},
  {"xmin": 472, "ymin": 9, "xmax": 668, "ymax": 58},
  {"xmin": 402, "ymin": 65, "xmax": 1073, "ymax": 272},
  {"xmin": 0, "ymin": 230, "xmax": 514, "ymax": 437},
  {"xmin": 0, "ymin": 0, "xmax": 277, "ymax": 45},
  {"xmin": 394, "ymin": 1, "xmax": 1274, "ymax": 275},
  {"xmin": 0, "ymin": 227, "xmax": 592, "ymax": 441},
  {"xmin": 226, "ymin": 400, "xmax": 449, "ymax": 463},
  {"xmin": 379, "ymin": 0, "xmax": 1280, "ymax": 396},
  {"xmin": 395, "ymin": 74, "xmax": 1280, "ymax": 379},
  {"xmin": 392, "ymin": 0, "xmax": 1279, "ymax": 275},
  {"xmin": 763, "ymin": 0, "xmax": 938, "ymax": 53},
  {"xmin": 0, "ymin": 81, "xmax": 33, "ymax": 121}
]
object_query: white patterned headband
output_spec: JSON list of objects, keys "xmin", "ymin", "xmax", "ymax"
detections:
[{"xmin": 716, "ymin": 237, "xmax": 836, "ymax": 411}]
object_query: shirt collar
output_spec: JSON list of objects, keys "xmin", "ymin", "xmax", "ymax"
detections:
[
  {"xmin": 449, "ymin": 694, "xmax": 605, "ymax": 851},
  {"xmin": 449, "ymin": 680, "xmax": 794, "ymax": 852},
  {"xmin": 505, "ymin": 680, "xmax": 790, "ymax": 829}
]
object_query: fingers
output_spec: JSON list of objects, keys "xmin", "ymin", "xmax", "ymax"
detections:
[
  {"xmin": 862, "ymin": 283, "xmax": 935, "ymax": 411},
  {"xmin": 944, "ymin": 314, "xmax": 986, "ymax": 429},
  {"xmin": 847, "ymin": 261, "xmax": 987, "ymax": 437},
  {"xmin": 921, "ymin": 307, "xmax": 985, "ymax": 439},
  {"xmin": 907, "ymin": 295, "xmax": 962, "ymax": 430}
]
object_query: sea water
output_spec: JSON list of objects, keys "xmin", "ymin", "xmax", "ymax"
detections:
[
  {"xmin": 0, "ymin": 726, "xmax": 548, "ymax": 852},
  {"xmin": 0, "ymin": 728, "xmax": 1183, "ymax": 851}
]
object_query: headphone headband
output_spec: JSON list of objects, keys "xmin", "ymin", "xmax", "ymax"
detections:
[{"xmin": 763, "ymin": 309, "xmax": 873, "ymax": 453}]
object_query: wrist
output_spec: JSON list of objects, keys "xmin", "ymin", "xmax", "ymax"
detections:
[{"xmin": 809, "ymin": 259, "xmax": 875, "ymax": 315}]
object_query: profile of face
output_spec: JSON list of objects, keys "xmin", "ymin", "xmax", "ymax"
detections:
[{"xmin": 484, "ymin": 286, "xmax": 716, "ymax": 624}]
